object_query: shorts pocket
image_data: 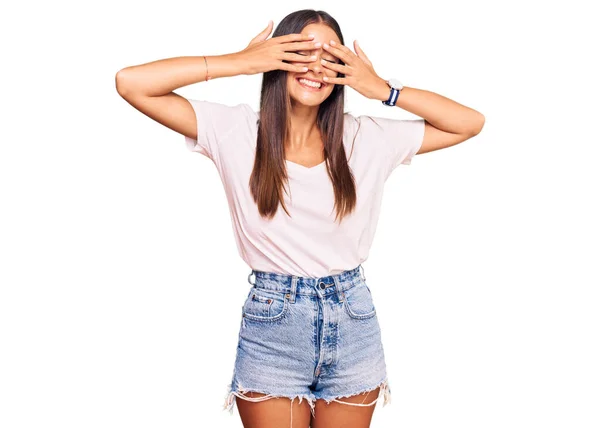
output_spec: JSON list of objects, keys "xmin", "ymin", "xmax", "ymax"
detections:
[
  {"xmin": 343, "ymin": 281, "xmax": 377, "ymax": 320},
  {"xmin": 242, "ymin": 287, "xmax": 289, "ymax": 322}
]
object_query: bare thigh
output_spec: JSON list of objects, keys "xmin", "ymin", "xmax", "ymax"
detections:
[
  {"xmin": 311, "ymin": 387, "xmax": 380, "ymax": 428},
  {"xmin": 236, "ymin": 391, "xmax": 312, "ymax": 428}
]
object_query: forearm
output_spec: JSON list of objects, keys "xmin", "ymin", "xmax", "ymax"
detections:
[
  {"xmin": 115, "ymin": 53, "xmax": 245, "ymax": 97},
  {"xmin": 374, "ymin": 80, "xmax": 484, "ymax": 135}
]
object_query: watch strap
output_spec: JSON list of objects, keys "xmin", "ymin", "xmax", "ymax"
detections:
[{"xmin": 382, "ymin": 88, "xmax": 400, "ymax": 106}]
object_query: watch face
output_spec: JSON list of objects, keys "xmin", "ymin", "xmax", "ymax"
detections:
[{"xmin": 388, "ymin": 78, "xmax": 403, "ymax": 89}]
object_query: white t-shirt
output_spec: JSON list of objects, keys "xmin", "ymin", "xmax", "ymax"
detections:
[{"xmin": 184, "ymin": 99, "xmax": 424, "ymax": 278}]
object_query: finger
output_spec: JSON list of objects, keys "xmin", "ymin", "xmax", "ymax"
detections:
[
  {"xmin": 250, "ymin": 20, "xmax": 273, "ymax": 44},
  {"xmin": 282, "ymin": 40, "xmax": 321, "ymax": 51},
  {"xmin": 274, "ymin": 33, "xmax": 316, "ymax": 44},
  {"xmin": 323, "ymin": 42, "xmax": 353, "ymax": 64},
  {"xmin": 280, "ymin": 62, "xmax": 310, "ymax": 73},
  {"xmin": 322, "ymin": 75, "xmax": 347, "ymax": 85},
  {"xmin": 353, "ymin": 40, "xmax": 373, "ymax": 67},
  {"xmin": 281, "ymin": 52, "xmax": 319, "ymax": 62},
  {"xmin": 319, "ymin": 59, "xmax": 346, "ymax": 73}
]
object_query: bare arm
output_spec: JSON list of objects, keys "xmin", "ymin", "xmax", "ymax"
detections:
[
  {"xmin": 392, "ymin": 86, "xmax": 485, "ymax": 156},
  {"xmin": 115, "ymin": 54, "xmax": 246, "ymax": 140},
  {"xmin": 317, "ymin": 40, "xmax": 485, "ymax": 159},
  {"xmin": 370, "ymin": 82, "xmax": 485, "ymax": 156},
  {"xmin": 115, "ymin": 21, "xmax": 318, "ymax": 142}
]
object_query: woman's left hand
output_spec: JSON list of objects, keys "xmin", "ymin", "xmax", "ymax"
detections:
[{"xmin": 321, "ymin": 40, "xmax": 389, "ymax": 101}]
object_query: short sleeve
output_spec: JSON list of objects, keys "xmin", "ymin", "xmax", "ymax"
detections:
[
  {"xmin": 358, "ymin": 115, "xmax": 425, "ymax": 179},
  {"xmin": 183, "ymin": 99, "xmax": 254, "ymax": 164}
]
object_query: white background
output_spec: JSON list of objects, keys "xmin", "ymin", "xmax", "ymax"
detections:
[{"xmin": 1, "ymin": 1, "xmax": 599, "ymax": 427}]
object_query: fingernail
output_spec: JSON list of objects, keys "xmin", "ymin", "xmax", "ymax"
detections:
[
  {"xmin": 324, "ymin": 43, "xmax": 329, "ymax": 49},
  {"xmin": 314, "ymin": 42, "xmax": 322, "ymax": 48},
  {"xmin": 330, "ymin": 40, "xmax": 336, "ymax": 46}
]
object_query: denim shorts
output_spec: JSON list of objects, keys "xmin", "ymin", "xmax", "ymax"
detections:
[{"xmin": 223, "ymin": 264, "xmax": 391, "ymax": 417}]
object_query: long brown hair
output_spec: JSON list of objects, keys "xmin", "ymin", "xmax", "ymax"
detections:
[{"xmin": 249, "ymin": 9, "xmax": 357, "ymax": 224}]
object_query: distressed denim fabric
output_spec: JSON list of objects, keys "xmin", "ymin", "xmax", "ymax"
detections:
[{"xmin": 223, "ymin": 264, "xmax": 391, "ymax": 417}]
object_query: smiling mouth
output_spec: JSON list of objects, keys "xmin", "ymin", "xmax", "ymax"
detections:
[{"xmin": 296, "ymin": 77, "xmax": 326, "ymax": 91}]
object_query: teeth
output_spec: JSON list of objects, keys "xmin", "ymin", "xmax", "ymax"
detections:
[{"xmin": 298, "ymin": 78, "xmax": 322, "ymax": 88}]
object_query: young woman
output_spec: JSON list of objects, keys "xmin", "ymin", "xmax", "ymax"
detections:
[{"xmin": 116, "ymin": 9, "xmax": 484, "ymax": 428}]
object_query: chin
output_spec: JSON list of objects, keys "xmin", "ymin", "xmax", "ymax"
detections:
[{"xmin": 290, "ymin": 96, "xmax": 326, "ymax": 107}]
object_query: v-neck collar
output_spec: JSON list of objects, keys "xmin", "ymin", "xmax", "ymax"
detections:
[{"xmin": 285, "ymin": 159, "xmax": 326, "ymax": 171}]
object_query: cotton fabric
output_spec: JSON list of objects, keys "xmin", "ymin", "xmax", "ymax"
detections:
[{"xmin": 184, "ymin": 99, "xmax": 424, "ymax": 277}]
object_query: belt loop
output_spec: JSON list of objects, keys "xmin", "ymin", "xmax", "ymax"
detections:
[
  {"xmin": 287, "ymin": 276, "xmax": 298, "ymax": 303},
  {"xmin": 333, "ymin": 275, "xmax": 345, "ymax": 302},
  {"xmin": 359, "ymin": 264, "xmax": 366, "ymax": 281},
  {"xmin": 247, "ymin": 270, "xmax": 255, "ymax": 286}
]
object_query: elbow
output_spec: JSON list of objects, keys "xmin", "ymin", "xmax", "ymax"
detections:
[
  {"xmin": 115, "ymin": 68, "xmax": 132, "ymax": 97},
  {"xmin": 470, "ymin": 112, "xmax": 485, "ymax": 136}
]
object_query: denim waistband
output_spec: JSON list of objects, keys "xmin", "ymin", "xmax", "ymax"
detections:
[{"xmin": 247, "ymin": 264, "xmax": 367, "ymax": 301}]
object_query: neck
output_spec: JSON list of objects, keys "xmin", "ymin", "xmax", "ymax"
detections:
[{"xmin": 287, "ymin": 102, "xmax": 320, "ymax": 148}]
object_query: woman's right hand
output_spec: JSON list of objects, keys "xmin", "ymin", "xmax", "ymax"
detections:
[{"xmin": 235, "ymin": 20, "xmax": 320, "ymax": 75}]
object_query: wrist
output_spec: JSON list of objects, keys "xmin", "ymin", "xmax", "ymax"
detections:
[
  {"xmin": 374, "ymin": 77, "xmax": 391, "ymax": 102},
  {"xmin": 202, "ymin": 53, "xmax": 248, "ymax": 79},
  {"xmin": 228, "ymin": 52, "xmax": 251, "ymax": 75}
]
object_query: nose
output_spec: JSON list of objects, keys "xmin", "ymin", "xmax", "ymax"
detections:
[{"xmin": 305, "ymin": 49, "xmax": 325, "ymax": 74}]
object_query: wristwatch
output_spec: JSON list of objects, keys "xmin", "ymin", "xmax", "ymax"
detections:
[{"xmin": 382, "ymin": 78, "xmax": 404, "ymax": 106}]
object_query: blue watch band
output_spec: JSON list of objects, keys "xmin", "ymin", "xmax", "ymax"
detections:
[{"xmin": 382, "ymin": 87, "xmax": 400, "ymax": 106}]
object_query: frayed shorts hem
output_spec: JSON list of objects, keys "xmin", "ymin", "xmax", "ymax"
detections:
[
  {"xmin": 316, "ymin": 376, "xmax": 391, "ymax": 408},
  {"xmin": 223, "ymin": 380, "xmax": 317, "ymax": 416},
  {"xmin": 223, "ymin": 376, "xmax": 391, "ymax": 418}
]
